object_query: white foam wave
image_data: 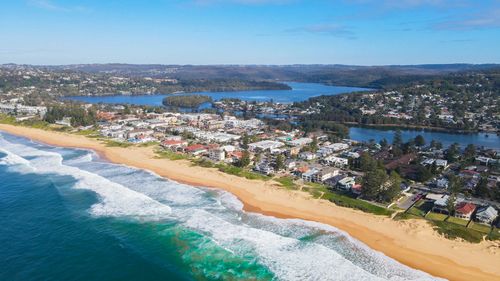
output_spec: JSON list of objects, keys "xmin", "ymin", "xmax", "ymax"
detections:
[
  {"xmin": 185, "ymin": 209, "xmax": 388, "ymax": 281},
  {"xmin": 0, "ymin": 139, "xmax": 171, "ymax": 220}
]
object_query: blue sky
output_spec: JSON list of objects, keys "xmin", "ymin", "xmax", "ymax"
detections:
[{"xmin": 0, "ymin": 0, "xmax": 499, "ymax": 65}]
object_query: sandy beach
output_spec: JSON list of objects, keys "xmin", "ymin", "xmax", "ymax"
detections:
[{"xmin": 1, "ymin": 124, "xmax": 499, "ymax": 281}]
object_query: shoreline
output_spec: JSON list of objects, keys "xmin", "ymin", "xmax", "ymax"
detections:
[{"xmin": 1, "ymin": 124, "xmax": 499, "ymax": 281}]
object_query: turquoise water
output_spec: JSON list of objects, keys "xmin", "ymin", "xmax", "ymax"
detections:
[
  {"xmin": 0, "ymin": 132, "xmax": 443, "ymax": 281},
  {"xmin": 64, "ymin": 82, "xmax": 371, "ymax": 105}
]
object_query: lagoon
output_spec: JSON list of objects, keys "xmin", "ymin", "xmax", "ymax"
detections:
[
  {"xmin": 64, "ymin": 82, "xmax": 371, "ymax": 105},
  {"xmin": 349, "ymin": 127, "xmax": 499, "ymax": 150}
]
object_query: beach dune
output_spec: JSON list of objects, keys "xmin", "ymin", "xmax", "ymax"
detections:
[{"xmin": 1, "ymin": 124, "xmax": 499, "ymax": 281}]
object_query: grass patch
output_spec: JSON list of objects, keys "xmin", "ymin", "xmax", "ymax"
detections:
[
  {"xmin": 469, "ymin": 222, "xmax": 492, "ymax": 233},
  {"xmin": 103, "ymin": 140, "xmax": 132, "ymax": 148},
  {"xmin": 318, "ymin": 187, "xmax": 394, "ymax": 216},
  {"xmin": 426, "ymin": 212, "xmax": 447, "ymax": 221},
  {"xmin": 394, "ymin": 212, "xmax": 422, "ymax": 220},
  {"xmin": 75, "ymin": 129, "xmax": 100, "ymax": 136},
  {"xmin": 154, "ymin": 149, "xmax": 189, "ymax": 161},
  {"xmin": 0, "ymin": 114, "xmax": 16, "ymax": 125},
  {"xmin": 407, "ymin": 206, "xmax": 426, "ymax": 217},
  {"xmin": 446, "ymin": 216, "xmax": 469, "ymax": 226},
  {"xmin": 138, "ymin": 141, "xmax": 158, "ymax": 147},
  {"xmin": 215, "ymin": 164, "xmax": 271, "ymax": 181},
  {"xmin": 488, "ymin": 228, "xmax": 500, "ymax": 241},
  {"xmin": 275, "ymin": 176, "xmax": 299, "ymax": 190},
  {"xmin": 431, "ymin": 221, "xmax": 484, "ymax": 243},
  {"xmin": 192, "ymin": 158, "xmax": 216, "ymax": 168}
]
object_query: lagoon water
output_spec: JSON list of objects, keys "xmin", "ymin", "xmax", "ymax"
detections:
[
  {"xmin": 65, "ymin": 82, "xmax": 370, "ymax": 105},
  {"xmin": 349, "ymin": 127, "xmax": 500, "ymax": 150},
  {"xmin": 0, "ymin": 132, "xmax": 441, "ymax": 281}
]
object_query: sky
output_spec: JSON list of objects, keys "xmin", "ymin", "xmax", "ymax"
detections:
[{"xmin": 0, "ymin": 0, "xmax": 499, "ymax": 65}]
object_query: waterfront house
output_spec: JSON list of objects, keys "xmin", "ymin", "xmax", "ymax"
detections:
[
  {"xmin": 184, "ymin": 144, "xmax": 207, "ymax": 156},
  {"xmin": 311, "ymin": 167, "xmax": 339, "ymax": 183},
  {"xmin": 431, "ymin": 195, "xmax": 451, "ymax": 214},
  {"xmin": 475, "ymin": 206, "xmax": 498, "ymax": 224},
  {"xmin": 208, "ymin": 148, "xmax": 225, "ymax": 162},
  {"xmin": 337, "ymin": 177, "xmax": 356, "ymax": 191},
  {"xmin": 454, "ymin": 202, "xmax": 476, "ymax": 220}
]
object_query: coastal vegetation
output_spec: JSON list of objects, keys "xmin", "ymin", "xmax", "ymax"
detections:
[{"xmin": 162, "ymin": 95, "xmax": 212, "ymax": 108}]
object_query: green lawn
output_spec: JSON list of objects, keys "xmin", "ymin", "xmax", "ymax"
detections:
[
  {"xmin": 215, "ymin": 163, "xmax": 271, "ymax": 181},
  {"xmin": 306, "ymin": 185, "xmax": 395, "ymax": 216},
  {"xmin": 275, "ymin": 176, "xmax": 299, "ymax": 190},
  {"xmin": 426, "ymin": 212, "xmax": 447, "ymax": 221},
  {"xmin": 154, "ymin": 149, "xmax": 190, "ymax": 161},
  {"xmin": 446, "ymin": 216, "xmax": 469, "ymax": 226},
  {"xmin": 469, "ymin": 222, "xmax": 492, "ymax": 233},
  {"xmin": 431, "ymin": 221, "xmax": 485, "ymax": 243},
  {"xmin": 103, "ymin": 140, "xmax": 133, "ymax": 148},
  {"xmin": 488, "ymin": 228, "xmax": 500, "ymax": 241},
  {"xmin": 394, "ymin": 212, "xmax": 422, "ymax": 220},
  {"xmin": 407, "ymin": 206, "xmax": 426, "ymax": 217}
]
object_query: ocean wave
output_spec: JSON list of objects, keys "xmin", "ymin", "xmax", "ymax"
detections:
[{"xmin": 0, "ymin": 138, "xmax": 171, "ymax": 220}]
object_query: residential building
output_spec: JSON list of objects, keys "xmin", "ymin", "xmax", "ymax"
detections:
[
  {"xmin": 454, "ymin": 202, "xmax": 476, "ymax": 220},
  {"xmin": 475, "ymin": 206, "xmax": 498, "ymax": 224}
]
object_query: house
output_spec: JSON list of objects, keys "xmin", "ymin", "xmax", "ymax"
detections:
[
  {"xmin": 284, "ymin": 159, "xmax": 296, "ymax": 170},
  {"xmin": 127, "ymin": 128, "xmax": 154, "ymax": 139},
  {"xmin": 287, "ymin": 137, "xmax": 313, "ymax": 147},
  {"xmin": 311, "ymin": 167, "xmax": 339, "ymax": 183},
  {"xmin": 208, "ymin": 148, "xmax": 225, "ymax": 162},
  {"xmin": 299, "ymin": 152, "xmax": 316, "ymax": 161},
  {"xmin": 323, "ymin": 155, "xmax": 349, "ymax": 167},
  {"xmin": 337, "ymin": 177, "xmax": 356, "ymax": 191},
  {"xmin": 475, "ymin": 206, "xmax": 498, "ymax": 224},
  {"xmin": 254, "ymin": 161, "xmax": 274, "ymax": 175},
  {"xmin": 248, "ymin": 140, "xmax": 284, "ymax": 152},
  {"xmin": 385, "ymin": 154, "xmax": 416, "ymax": 170},
  {"xmin": 317, "ymin": 143, "xmax": 349, "ymax": 156},
  {"xmin": 301, "ymin": 168, "xmax": 318, "ymax": 182},
  {"xmin": 431, "ymin": 195, "xmax": 451, "ymax": 214},
  {"xmin": 351, "ymin": 184, "xmax": 363, "ymax": 195},
  {"xmin": 184, "ymin": 144, "xmax": 207, "ymax": 156},
  {"xmin": 55, "ymin": 117, "xmax": 72, "ymax": 127},
  {"xmin": 161, "ymin": 139, "xmax": 188, "ymax": 150},
  {"xmin": 436, "ymin": 178, "xmax": 449, "ymax": 189},
  {"xmin": 454, "ymin": 202, "xmax": 476, "ymax": 220},
  {"xmin": 227, "ymin": 151, "xmax": 243, "ymax": 163}
]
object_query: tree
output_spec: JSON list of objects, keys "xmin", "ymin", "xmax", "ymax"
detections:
[
  {"xmin": 474, "ymin": 176, "xmax": 489, "ymax": 198},
  {"xmin": 414, "ymin": 135, "xmax": 425, "ymax": 147},
  {"xmin": 275, "ymin": 154, "xmax": 285, "ymax": 171},
  {"xmin": 445, "ymin": 143, "xmax": 460, "ymax": 163},
  {"xmin": 415, "ymin": 165, "xmax": 432, "ymax": 182},
  {"xmin": 464, "ymin": 144, "xmax": 476, "ymax": 160},
  {"xmin": 448, "ymin": 174, "xmax": 462, "ymax": 194},
  {"xmin": 392, "ymin": 129, "xmax": 403, "ymax": 148},
  {"xmin": 359, "ymin": 152, "xmax": 377, "ymax": 172},
  {"xmin": 362, "ymin": 168, "xmax": 388, "ymax": 200},
  {"xmin": 309, "ymin": 136, "xmax": 319, "ymax": 153},
  {"xmin": 241, "ymin": 133, "xmax": 250, "ymax": 150},
  {"xmin": 380, "ymin": 171, "xmax": 402, "ymax": 202},
  {"xmin": 239, "ymin": 150, "xmax": 251, "ymax": 167},
  {"xmin": 430, "ymin": 140, "xmax": 442, "ymax": 150},
  {"xmin": 379, "ymin": 138, "xmax": 388, "ymax": 148},
  {"xmin": 446, "ymin": 193, "xmax": 456, "ymax": 216}
]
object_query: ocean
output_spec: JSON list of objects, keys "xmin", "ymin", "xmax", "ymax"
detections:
[{"xmin": 0, "ymin": 131, "xmax": 442, "ymax": 281}]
